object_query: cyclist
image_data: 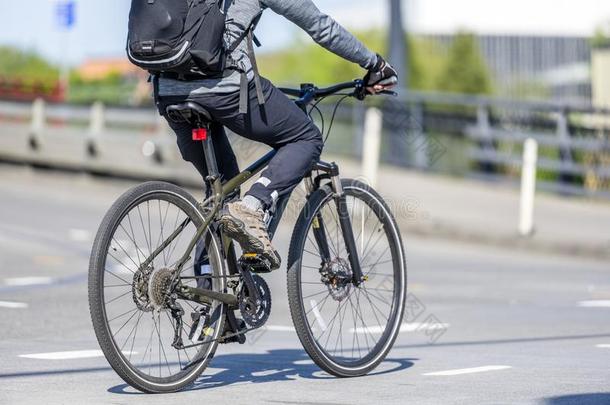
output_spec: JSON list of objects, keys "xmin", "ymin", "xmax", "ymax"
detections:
[{"xmin": 154, "ymin": 0, "xmax": 398, "ymax": 271}]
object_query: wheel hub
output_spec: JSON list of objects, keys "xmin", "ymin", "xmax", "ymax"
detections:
[
  {"xmin": 132, "ymin": 266, "xmax": 176, "ymax": 312},
  {"xmin": 321, "ymin": 258, "xmax": 352, "ymax": 302}
]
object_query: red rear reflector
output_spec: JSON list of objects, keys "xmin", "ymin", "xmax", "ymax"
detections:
[{"xmin": 192, "ymin": 128, "xmax": 207, "ymax": 141}]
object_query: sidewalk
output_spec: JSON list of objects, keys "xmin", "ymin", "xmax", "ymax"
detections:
[{"xmin": 334, "ymin": 156, "xmax": 610, "ymax": 260}]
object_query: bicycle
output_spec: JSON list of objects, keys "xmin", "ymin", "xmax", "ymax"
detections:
[{"xmin": 88, "ymin": 79, "xmax": 407, "ymax": 393}]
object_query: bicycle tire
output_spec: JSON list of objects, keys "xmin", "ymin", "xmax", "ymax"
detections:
[
  {"xmin": 287, "ymin": 179, "xmax": 407, "ymax": 377},
  {"xmin": 88, "ymin": 181, "xmax": 226, "ymax": 393}
]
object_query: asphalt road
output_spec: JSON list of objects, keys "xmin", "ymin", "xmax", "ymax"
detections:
[{"xmin": 0, "ymin": 164, "xmax": 609, "ymax": 405}]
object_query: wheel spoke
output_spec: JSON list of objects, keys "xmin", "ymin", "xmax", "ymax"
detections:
[
  {"xmin": 95, "ymin": 192, "xmax": 224, "ymax": 386},
  {"xmin": 296, "ymin": 187, "xmax": 404, "ymax": 368}
]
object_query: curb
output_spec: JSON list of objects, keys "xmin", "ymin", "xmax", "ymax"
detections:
[{"xmin": 399, "ymin": 219, "xmax": 610, "ymax": 261}]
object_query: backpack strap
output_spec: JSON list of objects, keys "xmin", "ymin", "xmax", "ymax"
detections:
[
  {"xmin": 246, "ymin": 30, "xmax": 265, "ymax": 108},
  {"xmin": 231, "ymin": 12, "xmax": 265, "ymax": 115}
]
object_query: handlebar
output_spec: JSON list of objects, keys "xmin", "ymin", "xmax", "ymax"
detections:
[{"xmin": 279, "ymin": 79, "xmax": 397, "ymax": 104}]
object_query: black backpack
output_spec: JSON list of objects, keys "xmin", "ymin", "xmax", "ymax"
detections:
[{"xmin": 127, "ymin": 0, "xmax": 226, "ymax": 76}]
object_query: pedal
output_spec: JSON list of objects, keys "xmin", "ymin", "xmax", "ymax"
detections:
[{"xmin": 239, "ymin": 252, "xmax": 272, "ymax": 274}]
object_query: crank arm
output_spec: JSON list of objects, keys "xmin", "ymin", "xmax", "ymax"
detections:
[{"xmin": 177, "ymin": 285, "xmax": 238, "ymax": 307}]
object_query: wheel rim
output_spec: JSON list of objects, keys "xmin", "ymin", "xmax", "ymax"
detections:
[
  {"xmin": 297, "ymin": 185, "xmax": 404, "ymax": 369},
  {"xmin": 98, "ymin": 192, "xmax": 223, "ymax": 385}
]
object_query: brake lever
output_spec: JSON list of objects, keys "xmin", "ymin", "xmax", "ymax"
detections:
[
  {"xmin": 355, "ymin": 80, "xmax": 398, "ymax": 99},
  {"xmin": 379, "ymin": 90, "xmax": 398, "ymax": 97}
]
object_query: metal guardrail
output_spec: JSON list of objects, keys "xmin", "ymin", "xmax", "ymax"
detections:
[
  {"xmin": 0, "ymin": 91, "xmax": 609, "ymax": 199},
  {"xmin": 372, "ymin": 90, "xmax": 610, "ymax": 199},
  {"xmin": 0, "ymin": 99, "xmax": 270, "ymax": 188},
  {"xmin": 460, "ymin": 100, "xmax": 610, "ymax": 199}
]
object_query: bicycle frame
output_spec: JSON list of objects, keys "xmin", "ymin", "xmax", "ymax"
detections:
[{"xmin": 138, "ymin": 84, "xmax": 367, "ymax": 307}]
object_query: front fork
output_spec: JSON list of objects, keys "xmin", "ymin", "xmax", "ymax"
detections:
[{"xmin": 306, "ymin": 163, "xmax": 364, "ymax": 287}]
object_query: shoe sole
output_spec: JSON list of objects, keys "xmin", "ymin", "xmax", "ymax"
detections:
[{"xmin": 219, "ymin": 215, "xmax": 280, "ymax": 270}]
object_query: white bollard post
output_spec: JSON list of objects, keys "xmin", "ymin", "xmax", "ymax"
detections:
[
  {"xmin": 519, "ymin": 138, "xmax": 538, "ymax": 236},
  {"xmin": 30, "ymin": 98, "xmax": 46, "ymax": 135},
  {"xmin": 362, "ymin": 108, "xmax": 383, "ymax": 188},
  {"xmin": 29, "ymin": 98, "xmax": 46, "ymax": 151},
  {"xmin": 89, "ymin": 101, "xmax": 105, "ymax": 135}
]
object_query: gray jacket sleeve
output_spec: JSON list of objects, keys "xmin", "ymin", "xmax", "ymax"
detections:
[{"xmin": 260, "ymin": 0, "xmax": 377, "ymax": 69}]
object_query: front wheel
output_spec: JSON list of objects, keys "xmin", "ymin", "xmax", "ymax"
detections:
[{"xmin": 287, "ymin": 179, "xmax": 407, "ymax": 377}]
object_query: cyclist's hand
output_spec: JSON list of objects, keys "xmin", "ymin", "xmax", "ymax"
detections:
[{"xmin": 364, "ymin": 54, "xmax": 398, "ymax": 94}]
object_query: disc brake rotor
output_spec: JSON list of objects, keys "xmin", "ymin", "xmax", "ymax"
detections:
[
  {"xmin": 321, "ymin": 258, "xmax": 352, "ymax": 302},
  {"xmin": 132, "ymin": 268, "xmax": 153, "ymax": 312}
]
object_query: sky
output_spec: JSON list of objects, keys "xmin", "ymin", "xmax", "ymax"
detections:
[{"xmin": 1, "ymin": 0, "xmax": 609, "ymax": 65}]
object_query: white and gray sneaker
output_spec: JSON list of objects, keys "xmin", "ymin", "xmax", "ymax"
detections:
[{"xmin": 219, "ymin": 201, "xmax": 281, "ymax": 270}]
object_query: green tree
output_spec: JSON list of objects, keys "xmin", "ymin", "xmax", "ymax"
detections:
[
  {"xmin": 257, "ymin": 30, "xmax": 448, "ymax": 91},
  {"xmin": 592, "ymin": 22, "xmax": 610, "ymax": 49},
  {"xmin": 437, "ymin": 31, "xmax": 493, "ymax": 95},
  {"xmin": 0, "ymin": 46, "xmax": 59, "ymax": 83}
]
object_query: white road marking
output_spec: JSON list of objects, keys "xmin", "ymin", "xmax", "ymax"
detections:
[
  {"xmin": 310, "ymin": 299, "xmax": 328, "ymax": 332},
  {"xmin": 258, "ymin": 322, "xmax": 450, "ymax": 335},
  {"xmin": 19, "ymin": 350, "xmax": 136, "ymax": 360},
  {"xmin": 596, "ymin": 344, "xmax": 610, "ymax": 348},
  {"xmin": 68, "ymin": 228, "xmax": 91, "ymax": 242},
  {"xmin": 350, "ymin": 322, "xmax": 450, "ymax": 334},
  {"xmin": 0, "ymin": 301, "xmax": 28, "ymax": 309},
  {"xmin": 423, "ymin": 365, "xmax": 512, "ymax": 376},
  {"xmin": 263, "ymin": 325, "xmax": 295, "ymax": 332},
  {"xmin": 293, "ymin": 359, "xmax": 314, "ymax": 365},
  {"xmin": 578, "ymin": 300, "xmax": 610, "ymax": 308},
  {"xmin": 4, "ymin": 277, "xmax": 54, "ymax": 286}
]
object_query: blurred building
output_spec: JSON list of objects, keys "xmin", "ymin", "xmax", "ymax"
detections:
[
  {"xmin": 77, "ymin": 57, "xmax": 145, "ymax": 81},
  {"xmin": 423, "ymin": 34, "xmax": 592, "ymax": 104},
  {"xmin": 76, "ymin": 57, "xmax": 150, "ymax": 105}
]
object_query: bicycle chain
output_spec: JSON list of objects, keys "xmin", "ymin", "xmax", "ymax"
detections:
[
  {"xmin": 174, "ymin": 274, "xmax": 269, "ymax": 349},
  {"xmin": 177, "ymin": 319, "xmax": 265, "ymax": 349}
]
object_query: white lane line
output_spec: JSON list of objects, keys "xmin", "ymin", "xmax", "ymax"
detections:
[
  {"xmin": 578, "ymin": 300, "xmax": 610, "ymax": 308},
  {"xmin": 258, "ymin": 322, "xmax": 450, "ymax": 335},
  {"xmin": 4, "ymin": 277, "xmax": 54, "ymax": 286},
  {"xmin": 263, "ymin": 325, "xmax": 296, "ymax": 332},
  {"xmin": 0, "ymin": 301, "xmax": 28, "ymax": 309},
  {"xmin": 68, "ymin": 228, "xmax": 92, "ymax": 242},
  {"xmin": 596, "ymin": 344, "xmax": 610, "ymax": 348},
  {"xmin": 423, "ymin": 365, "xmax": 512, "ymax": 376},
  {"xmin": 350, "ymin": 322, "xmax": 450, "ymax": 334},
  {"xmin": 19, "ymin": 350, "xmax": 136, "ymax": 360}
]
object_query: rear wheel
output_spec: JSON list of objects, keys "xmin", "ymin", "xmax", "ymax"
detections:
[
  {"xmin": 287, "ymin": 179, "xmax": 407, "ymax": 377},
  {"xmin": 88, "ymin": 181, "xmax": 226, "ymax": 393}
]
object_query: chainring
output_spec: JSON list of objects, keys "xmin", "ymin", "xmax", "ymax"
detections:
[{"xmin": 239, "ymin": 274, "xmax": 271, "ymax": 328}]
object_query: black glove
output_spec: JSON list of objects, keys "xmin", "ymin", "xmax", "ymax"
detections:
[{"xmin": 364, "ymin": 54, "xmax": 398, "ymax": 88}]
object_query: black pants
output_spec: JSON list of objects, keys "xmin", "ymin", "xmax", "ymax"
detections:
[{"xmin": 155, "ymin": 77, "xmax": 323, "ymax": 209}]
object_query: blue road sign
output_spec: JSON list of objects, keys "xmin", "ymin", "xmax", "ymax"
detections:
[{"xmin": 55, "ymin": 1, "xmax": 76, "ymax": 30}]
